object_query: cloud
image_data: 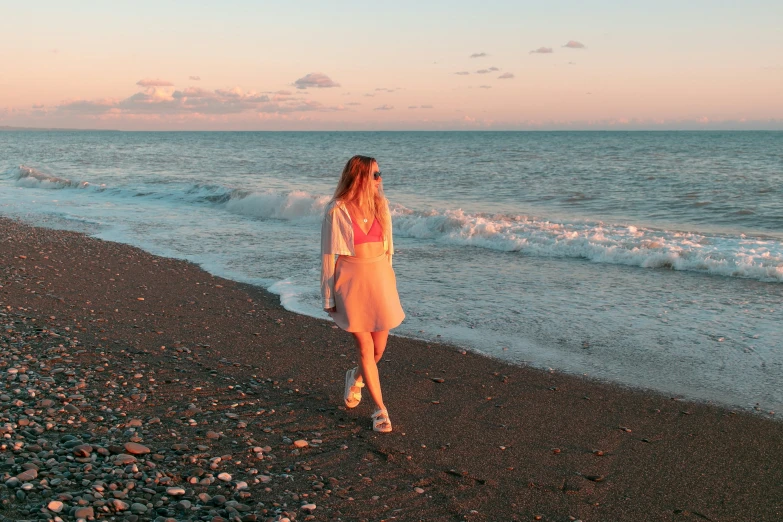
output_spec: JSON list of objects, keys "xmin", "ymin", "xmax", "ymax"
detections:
[
  {"xmin": 136, "ymin": 78, "xmax": 175, "ymax": 87},
  {"xmin": 58, "ymin": 99, "xmax": 120, "ymax": 115},
  {"xmin": 363, "ymin": 93, "xmax": 376, "ymax": 97},
  {"xmin": 346, "ymin": 102, "xmax": 361, "ymax": 106},
  {"xmin": 454, "ymin": 71, "xmax": 470, "ymax": 76},
  {"xmin": 530, "ymin": 47, "xmax": 553, "ymax": 54},
  {"xmin": 470, "ymin": 52, "xmax": 487, "ymax": 58},
  {"xmin": 275, "ymin": 90, "xmax": 292, "ymax": 95},
  {"xmin": 32, "ymin": 104, "xmax": 45, "ymax": 109},
  {"xmin": 189, "ymin": 76, "xmax": 201, "ymax": 81},
  {"xmin": 564, "ymin": 40, "xmax": 585, "ymax": 49},
  {"xmin": 373, "ymin": 105, "xmax": 394, "ymax": 111},
  {"xmin": 55, "ymin": 85, "xmax": 347, "ymax": 117},
  {"xmin": 489, "ymin": 67, "xmax": 499, "ymax": 72},
  {"xmin": 294, "ymin": 72, "xmax": 340, "ymax": 89},
  {"xmin": 498, "ymin": 72, "xmax": 515, "ymax": 79},
  {"xmin": 476, "ymin": 69, "xmax": 490, "ymax": 74},
  {"xmin": 408, "ymin": 106, "xmax": 418, "ymax": 109},
  {"xmin": 258, "ymin": 100, "xmax": 346, "ymax": 113},
  {"xmin": 479, "ymin": 85, "xmax": 492, "ymax": 89},
  {"xmin": 420, "ymin": 105, "xmax": 433, "ymax": 109},
  {"xmin": 374, "ymin": 87, "xmax": 400, "ymax": 93}
]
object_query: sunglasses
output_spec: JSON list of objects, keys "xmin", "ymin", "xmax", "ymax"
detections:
[{"xmin": 373, "ymin": 171, "xmax": 382, "ymax": 180}]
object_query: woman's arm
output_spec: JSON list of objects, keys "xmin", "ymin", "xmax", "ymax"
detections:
[
  {"xmin": 321, "ymin": 253, "xmax": 336, "ymax": 310},
  {"xmin": 321, "ymin": 206, "xmax": 337, "ymax": 310}
]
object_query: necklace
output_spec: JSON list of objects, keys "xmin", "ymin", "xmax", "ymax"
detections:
[{"xmin": 349, "ymin": 203, "xmax": 369, "ymax": 223}]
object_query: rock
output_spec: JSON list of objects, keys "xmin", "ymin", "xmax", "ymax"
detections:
[
  {"xmin": 217, "ymin": 472, "xmax": 232, "ymax": 482},
  {"xmin": 110, "ymin": 499, "xmax": 129, "ymax": 511},
  {"xmin": 301, "ymin": 503, "xmax": 316, "ymax": 512},
  {"xmin": 130, "ymin": 502, "xmax": 147, "ymax": 514},
  {"xmin": 206, "ymin": 431, "xmax": 220, "ymax": 439},
  {"xmin": 74, "ymin": 506, "xmax": 94, "ymax": 519},
  {"xmin": 16, "ymin": 469, "xmax": 37, "ymax": 482},
  {"xmin": 124, "ymin": 442, "xmax": 150, "ymax": 455},
  {"xmin": 166, "ymin": 487, "xmax": 186, "ymax": 496},
  {"xmin": 293, "ymin": 440, "xmax": 309, "ymax": 448},
  {"xmin": 73, "ymin": 444, "xmax": 93, "ymax": 457},
  {"xmin": 414, "ymin": 487, "xmax": 425, "ymax": 494},
  {"xmin": 114, "ymin": 454, "xmax": 137, "ymax": 465},
  {"xmin": 47, "ymin": 500, "xmax": 64, "ymax": 512}
]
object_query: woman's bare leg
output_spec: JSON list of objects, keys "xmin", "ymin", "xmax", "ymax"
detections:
[
  {"xmin": 355, "ymin": 330, "xmax": 389, "ymax": 384},
  {"xmin": 351, "ymin": 332, "xmax": 386, "ymax": 412}
]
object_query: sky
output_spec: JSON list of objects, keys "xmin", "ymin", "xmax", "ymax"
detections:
[{"xmin": 1, "ymin": 0, "xmax": 782, "ymax": 131}]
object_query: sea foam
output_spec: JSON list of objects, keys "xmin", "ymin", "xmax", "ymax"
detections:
[{"xmin": 8, "ymin": 166, "xmax": 782, "ymax": 283}]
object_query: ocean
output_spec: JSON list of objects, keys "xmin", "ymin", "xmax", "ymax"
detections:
[{"xmin": 1, "ymin": 130, "xmax": 781, "ymax": 414}]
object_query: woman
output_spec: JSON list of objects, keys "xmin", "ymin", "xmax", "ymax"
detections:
[{"xmin": 321, "ymin": 155, "xmax": 405, "ymax": 433}]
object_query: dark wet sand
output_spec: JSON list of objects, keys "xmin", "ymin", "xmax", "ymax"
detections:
[{"xmin": 1, "ymin": 217, "xmax": 781, "ymax": 521}]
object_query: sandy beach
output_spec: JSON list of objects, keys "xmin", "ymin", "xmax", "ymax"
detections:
[{"xmin": 0, "ymin": 216, "xmax": 781, "ymax": 522}]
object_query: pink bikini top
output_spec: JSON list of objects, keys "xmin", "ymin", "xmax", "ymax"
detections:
[{"xmin": 352, "ymin": 216, "xmax": 383, "ymax": 245}]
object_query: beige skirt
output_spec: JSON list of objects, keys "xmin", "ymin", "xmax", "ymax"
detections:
[{"xmin": 329, "ymin": 253, "xmax": 405, "ymax": 332}]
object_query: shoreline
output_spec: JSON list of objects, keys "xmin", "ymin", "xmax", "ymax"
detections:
[
  {"xmin": 1, "ymin": 216, "xmax": 782, "ymax": 520},
  {"xmin": 28, "ymin": 213, "xmax": 783, "ymax": 419}
]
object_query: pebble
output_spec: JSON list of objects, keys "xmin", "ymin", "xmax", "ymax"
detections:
[
  {"xmin": 167, "ymin": 487, "xmax": 186, "ymax": 496},
  {"xmin": 16, "ymin": 469, "xmax": 37, "ymax": 482},
  {"xmin": 115, "ymin": 454, "xmax": 137, "ymax": 465},
  {"xmin": 218, "ymin": 472, "xmax": 232, "ymax": 482},
  {"xmin": 47, "ymin": 500, "xmax": 64, "ymax": 512},
  {"xmin": 302, "ymin": 503, "xmax": 317, "ymax": 511},
  {"xmin": 124, "ymin": 442, "xmax": 151, "ymax": 454},
  {"xmin": 74, "ymin": 507, "xmax": 94, "ymax": 519},
  {"xmin": 293, "ymin": 439, "xmax": 309, "ymax": 448}
]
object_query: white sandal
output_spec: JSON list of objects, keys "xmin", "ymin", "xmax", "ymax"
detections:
[
  {"xmin": 344, "ymin": 367, "xmax": 364, "ymax": 408},
  {"xmin": 371, "ymin": 409, "xmax": 392, "ymax": 433}
]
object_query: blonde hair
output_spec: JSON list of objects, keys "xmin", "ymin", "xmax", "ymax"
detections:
[{"xmin": 333, "ymin": 155, "xmax": 391, "ymax": 243}]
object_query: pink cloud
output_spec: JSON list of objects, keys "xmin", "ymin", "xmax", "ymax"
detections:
[
  {"xmin": 530, "ymin": 47, "xmax": 553, "ymax": 54},
  {"xmin": 54, "ymin": 86, "xmax": 355, "ymax": 117},
  {"xmin": 189, "ymin": 76, "xmax": 201, "ymax": 81},
  {"xmin": 58, "ymin": 99, "xmax": 119, "ymax": 114},
  {"xmin": 294, "ymin": 73, "xmax": 340, "ymax": 89},
  {"xmin": 564, "ymin": 40, "xmax": 586, "ymax": 49},
  {"xmin": 498, "ymin": 72, "xmax": 515, "ymax": 79},
  {"xmin": 136, "ymin": 78, "xmax": 175, "ymax": 87},
  {"xmin": 373, "ymin": 104, "xmax": 394, "ymax": 111},
  {"xmin": 454, "ymin": 71, "xmax": 470, "ymax": 76},
  {"xmin": 470, "ymin": 52, "xmax": 487, "ymax": 58}
]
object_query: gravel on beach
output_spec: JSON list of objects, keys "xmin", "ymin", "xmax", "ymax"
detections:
[{"xmin": 0, "ymin": 217, "xmax": 781, "ymax": 521}]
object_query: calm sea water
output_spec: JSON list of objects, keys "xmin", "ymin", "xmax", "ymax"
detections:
[{"xmin": 1, "ymin": 131, "xmax": 781, "ymax": 414}]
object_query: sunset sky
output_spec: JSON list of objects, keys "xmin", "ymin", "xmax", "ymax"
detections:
[{"xmin": 2, "ymin": 1, "xmax": 781, "ymax": 130}]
